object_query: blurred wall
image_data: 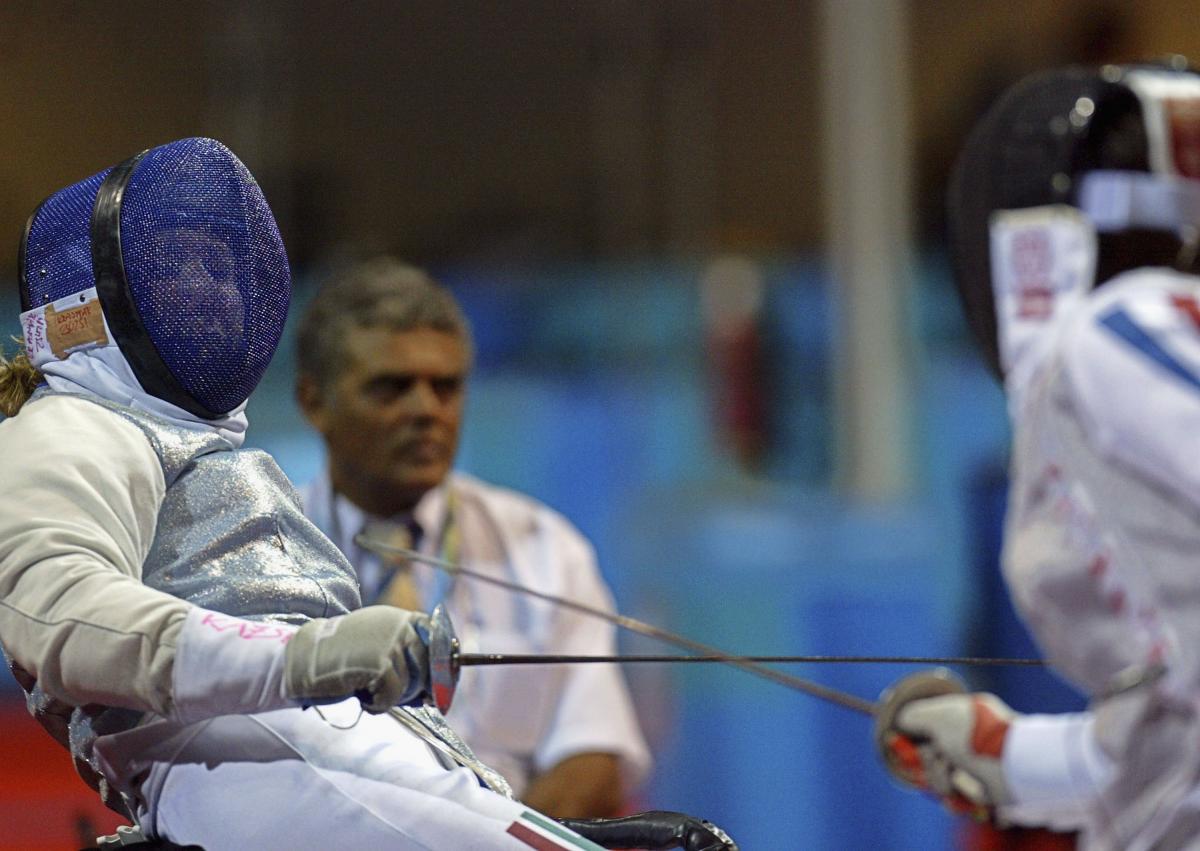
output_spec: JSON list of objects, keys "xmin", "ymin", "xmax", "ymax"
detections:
[
  {"xmin": 6, "ymin": 1, "xmax": 1200, "ymax": 283},
  {"xmin": 0, "ymin": 1, "xmax": 822, "ymax": 276}
]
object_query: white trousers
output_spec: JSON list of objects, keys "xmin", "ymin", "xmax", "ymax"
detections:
[{"xmin": 119, "ymin": 701, "xmax": 583, "ymax": 850}]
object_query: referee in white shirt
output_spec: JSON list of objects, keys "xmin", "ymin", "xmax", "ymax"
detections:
[{"xmin": 294, "ymin": 256, "xmax": 651, "ymax": 818}]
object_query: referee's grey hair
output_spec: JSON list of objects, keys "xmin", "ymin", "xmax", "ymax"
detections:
[{"xmin": 296, "ymin": 257, "xmax": 474, "ymax": 393}]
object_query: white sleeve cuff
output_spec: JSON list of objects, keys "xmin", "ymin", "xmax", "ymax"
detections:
[
  {"xmin": 171, "ymin": 608, "xmax": 299, "ymax": 724},
  {"xmin": 1002, "ymin": 711, "xmax": 1113, "ymax": 819}
]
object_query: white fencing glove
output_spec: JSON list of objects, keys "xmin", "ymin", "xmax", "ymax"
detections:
[
  {"xmin": 170, "ymin": 606, "xmax": 432, "ymax": 723},
  {"xmin": 283, "ymin": 606, "xmax": 432, "ymax": 713},
  {"xmin": 876, "ymin": 669, "xmax": 1016, "ymax": 821}
]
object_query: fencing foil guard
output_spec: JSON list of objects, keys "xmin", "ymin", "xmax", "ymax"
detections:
[{"xmin": 19, "ymin": 137, "xmax": 290, "ymax": 418}]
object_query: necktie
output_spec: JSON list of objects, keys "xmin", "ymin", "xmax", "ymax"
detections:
[{"xmin": 362, "ymin": 518, "xmax": 423, "ymax": 612}]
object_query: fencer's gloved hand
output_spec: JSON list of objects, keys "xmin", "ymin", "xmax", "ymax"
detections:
[
  {"xmin": 556, "ymin": 811, "xmax": 738, "ymax": 851},
  {"xmin": 283, "ymin": 606, "xmax": 432, "ymax": 712},
  {"xmin": 876, "ymin": 669, "xmax": 1015, "ymax": 821}
]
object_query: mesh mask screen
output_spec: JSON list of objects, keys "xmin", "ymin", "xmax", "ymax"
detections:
[
  {"xmin": 117, "ymin": 138, "xmax": 290, "ymax": 414},
  {"xmin": 22, "ymin": 172, "xmax": 110, "ymax": 307}
]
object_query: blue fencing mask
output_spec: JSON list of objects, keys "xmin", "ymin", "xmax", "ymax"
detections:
[{"xmin": 18, "ymin": 137, "xmax": 290, "ymax": 419}]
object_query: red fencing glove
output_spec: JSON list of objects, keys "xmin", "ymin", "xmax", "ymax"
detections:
[{"xmin": 876, "ymin": 669, "xmax": 1016, "ymax": 821}]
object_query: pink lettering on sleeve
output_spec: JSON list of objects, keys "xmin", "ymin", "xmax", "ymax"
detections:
[{"xmin": 200, "ymin": 611, "xmax": 297, "ymax": 644}]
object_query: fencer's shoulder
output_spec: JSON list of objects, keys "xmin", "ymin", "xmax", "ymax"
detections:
[
  {"xmin": 1059, "ymin": 269, "xmax": 1200, "ymax": 397},
  {"xmin": 2, "ymin": 392, "xmax": 152, "ymax": 454},
  {"xmin": 1054, "ymin": 270, "xmax": 1200, "ymax": 493},
  {"xmin": 0, "ymin": 392, "xmax": 163, "ymax": 495},
  {"xmin": 1075, "ymin": 267, "xmax": 1200, "ymax": 320}
]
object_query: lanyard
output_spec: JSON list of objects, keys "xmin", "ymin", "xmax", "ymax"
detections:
[
  {"xmin": 427, "ymin": 487, "xmax": 460, "ymax": 609},
  {"xmin": 328, "ymin": 480, "xmax": 492, "ymax": 644},
  {"xmin": 326, "ymin": 479, "xmax": 460, "ymax": 608}
]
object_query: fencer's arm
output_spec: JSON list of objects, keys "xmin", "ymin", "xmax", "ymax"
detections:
[
  {"xmin": 0, "ymin": 396, "xmax": 307, "ymax": 722},
  {"xmin": 0, "ymin": 395, "xmax": 184, "ymax": 716},
  {"xmin": 999, "ymin": 711, "xmax": 1114, "ymax": 829},
  {"xmin": 0, "ymin": 396, "xmax": 433, "ymax": 722},
  {"xmin": 879, "ymin": 677, "xmax": 1113, "ymax": 830}
]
